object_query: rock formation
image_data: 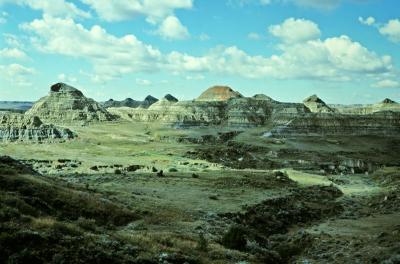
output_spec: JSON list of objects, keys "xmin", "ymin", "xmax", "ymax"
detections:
[
  {"xmin": 267, "ymin": 111, "xmax": 400, "ymax": 137},
  {"xmin": 109, "ymin": 92, "xmax": 308, "ymax": 127},
  {"xmin": 26, "ymin": 83, "xmax": 115, "ymax": 125},
  {"xmin": 0, "ymin": 112, "xmax": 75, "ymax": 142},
  {"xmin": 381, "ymin": 98, "xmax": 396, "ymax": 104},
  {"xmin": 142, "ymin": 95, "xmax": 159, "ymax": 108},
  {"xmin": 103, "ymin": 98, "xmax": 138, "ymax": 108},
  {"xmin": 108, "ymin": 85, "xmax": 400, "ymax": 136},
  {"xmin": 147, "ymin": 94, "xmax": 179, "ymax": 110},
  {"xmin": 103, "ymin": 95, "xmax": 159, "ymax": 109},
  {"xmin": 163, "ymin": 94, "xmax": 178, "ymax": 103},
  {"xmin": 196, "ymin": 86, "xmax": 243, "ymax": 101},
  {"xmin": 303, "ymin": 95, "xmax": 335, "ymax": 113},
  {"xmin": 252, "ymin": 94, "xmax": 275, "ymax": 101},
  {"xmin": 333, "ymin": 98, "xmax": 400, "ymax": 115}
]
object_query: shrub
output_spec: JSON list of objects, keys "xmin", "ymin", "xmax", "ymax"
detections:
[
  {"xmin": 221, "ymin": 225, "xmax": 247, "ymax": 251},
  {"xmin": 196, "ymin": 233, "xmax": 208, "ymax": 252},
  {"xmin": 168, "ymin": 167, "xmax": 178, "ymax": 172},
  {"xmin": 51, "ymin": 222, "xmax": 82, "ymax": 237},
  {"xmin": 76, "ymin": 217, "xmax": 97, "ymax": 232}
]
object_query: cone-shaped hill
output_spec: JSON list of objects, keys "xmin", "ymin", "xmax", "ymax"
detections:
[
  {"xmin": 381, "ymin": 98, "xmax": 397, "ymax": 104},
  {"xmin": 253, "ymin": 94, "xmax": 275, "ymax": 101},
  {"xmin": 26, "ymin": 83, "xmax": 116, "ymax": 125},
  {"xmin": 103, "ymin": 95, "xmax": 159, "ymax": 109},
  {"xmin": 196, "ymin": 85, "xmax": 243, "ymax": 101},
  {"xmin": 106, "ymin": 98, "xmax": 139, "ymax": 108},
  {"xmin": 148, "ymin": 94, "xmax": 179, "ymax": 110},
  {"xmin": 303, "ymin": 94, "xmax": 335, "ymax": 113},
  {"xmin": 163, "ymin": 94, "xmax": 178, "ymax": 102}
]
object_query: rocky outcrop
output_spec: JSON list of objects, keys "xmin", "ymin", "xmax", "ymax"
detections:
[
  {"xmin": 252, "ymin": 94, "xmax": 275, "ymax": 101},
  {"xmin": 0, "ymin": 112, "xmax": 75, "ymax": 142},
  {"xmin": 381, "ymin": 98, "xmax": 396, "ymax": 104},
  {"xmin": 26, "ymin": 83, "xmax": 116, "ymax": 125},
  {"xmin": 303, "ymin": 95, "xmax": 335, "ymax": 113},
  {"xmin": 164, "ymin": 94, "xmax": 178, "ymax": 102},
  {"xmin": 94, "ymin": 85, "xmax": 400, "ymax": 134},
  {"xmin": 333, "ymin": 98, "xmax": 400, "ymax": 115},
  {"xmin": 103, "ymin": 98, "xmax": 138, "ymax": 108},
  {"xmin": 196, "ymin": 86, "xmax": 243, "ymax": 101},
  {"xmin": 103, "ymin": 95, "xmax": 159, "ymax": 109},
  {"xmin": 109, "ymin": 96, "xmax": 309, "ymax": 128},
  {"xmin": 267, "ymin": 111, "xmax": 400, "ymax": 136},
  {"xmin": 147, "ymin": 94, "xmax": 179, "ymax": 111}
]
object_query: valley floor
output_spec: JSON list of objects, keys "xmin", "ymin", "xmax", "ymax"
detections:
[{"xmin": 1, "ymin": 121, "xmax": 399, "ymax": 263}]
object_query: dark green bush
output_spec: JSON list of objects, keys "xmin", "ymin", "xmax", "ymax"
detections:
[{"xmin": 221, "ymin": 225, "xmax": 248, "ymax": 251}]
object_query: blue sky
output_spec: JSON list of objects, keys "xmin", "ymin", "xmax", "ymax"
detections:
[{"xmin": 0, "ymin": 0, "xmax": 399, "ymax": 104}]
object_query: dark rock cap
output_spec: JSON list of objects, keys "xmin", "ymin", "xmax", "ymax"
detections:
[
  {"xmin": 144, "ymin": 95, "xmax": 158, "ymax": 102},
  {"xmin": 50, "ymin": 83, "xmax": 83, "ymax": 96},
  {"xmin": 381, "ymin": 98, "xmax": 397, "ymax": 104},
  {"xmin": 253, "ymin": 94, "xmax": 274, "ymax": 101},
  {"xmin": 164, "ymin": 94, "xmax": 178, "ymax": 102},
  {"xmin": 303, "ymin": 94, "xmax": 324, "ymax": 104}
]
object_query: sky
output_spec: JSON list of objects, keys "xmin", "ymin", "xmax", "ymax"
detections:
[{"xmin": 0, "ymin": 0, "xmax": 399, "ymax": 104}]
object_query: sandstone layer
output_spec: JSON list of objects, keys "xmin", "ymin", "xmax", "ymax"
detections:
[
  {"xmin": 109, "ymin": 96, "xmax": 309, "ymax": 127},
  {"xmin": 0, "ymin": 112, "xmax": 75, "ymax": 142},
  {"xmin": 332, "ymin": 98, "xmax": 400, "ymax": 115},
  {"xmin": 267, "ymin": 111, "xmax": 400, "ymax": 136}
]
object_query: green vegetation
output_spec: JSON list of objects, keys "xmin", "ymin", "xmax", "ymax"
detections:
[{"xmin": 1, "ymin": 120, "xmax": 399, "ymax": 263}]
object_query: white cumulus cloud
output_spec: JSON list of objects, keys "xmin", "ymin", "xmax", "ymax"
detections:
[
  {"xmin": 80, "ymin": 0, "xmax": 192, "ymax": 23},
  {"xmin": 379, "ymin": 19, "xmax": 400, "ymax": 43},
  {"xmin": 0, "ymin": 48, "xmax": 27, "ymax": 59},
  {"xmin": 0, "ymin": 63, "xmax": 34, "ymax": 76},
  {"xmin": 269, "ymin": 18, "xmax": 320, "ymax": 43},
  {"xmin": 0, "ymin": 0, "xmax": 90, "ymax": 19},
  {"xmin": 20, "ymin": 16, "xmax": 394, "ymax": 85},
  {"xmin": 21, "ymin": 15, "xmax": 162, "ymax": 81},
  {"xmin": 0, "ymin": 63, "xmax": 35, "ymax": 87},
  {"xmin": 156, "ymin": 16, "xmax": 190, "ymax": 40}
]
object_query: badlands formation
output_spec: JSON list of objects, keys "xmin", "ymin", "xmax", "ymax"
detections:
[
  {"xmin": 2, "ymin": 83, "xmax": 399, "ymax": 141},
  {"xmin": 1, "ymin": 82, "xmax": 400, "ymax": 263},
  {"xmin": 0, "ymin": 112, "xmax": 74, "ymax": 142},
  {"xmin": 26, "ymin": 83, "xmax": 115, "ymax": 125},
  {"xmin": 103, "ymin": 95, "xmax": 158, "ymax": 109},
  {"xmin": 108, "ymin": 85, "xmax": 400, "ymax": 135}
]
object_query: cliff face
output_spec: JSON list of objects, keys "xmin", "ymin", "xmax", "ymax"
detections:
[
  {"xmin": 26, "ymin": 83, "xmax": 116, "ymax": 125},
  {"xmin": 0, "ymin": 112, "xmax": 75, "ymax": 142},
  {"xmin": 268, "ymin": 112, "xmax": 400, "ymax": 136}
]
